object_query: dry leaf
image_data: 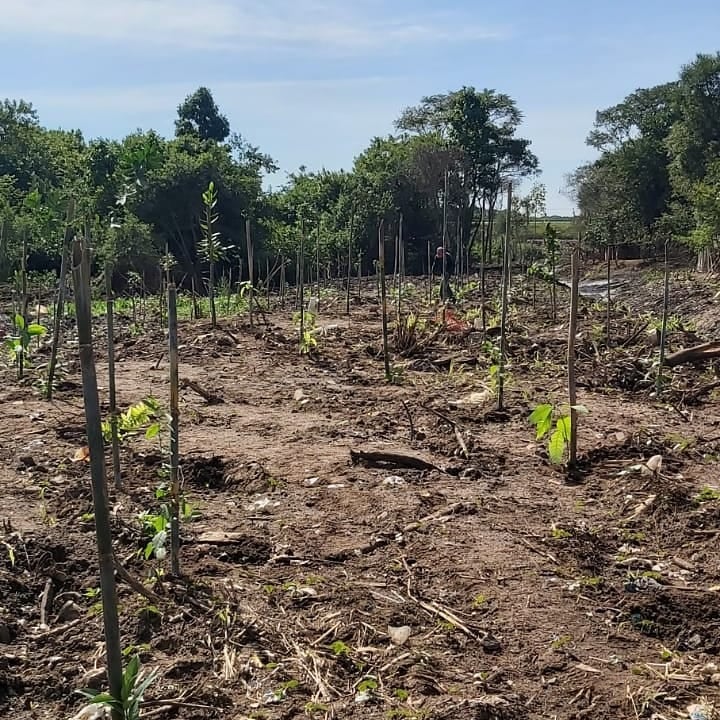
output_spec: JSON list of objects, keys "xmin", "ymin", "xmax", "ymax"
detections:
[
  {"xmin": 387, "ymin": 625, "xmax": 412, "ymax": 645},
  {"xmin": 72, "ymin": 446, "xmax": 90, "ymax": 463}
]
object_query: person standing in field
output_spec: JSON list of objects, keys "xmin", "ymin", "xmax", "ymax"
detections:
[{"xmin": 432, "ymin": 246, "xmax": 455, "ymax": 301}]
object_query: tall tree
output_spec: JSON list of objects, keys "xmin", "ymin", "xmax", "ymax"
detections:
[{"xmin": 175, "ymin": 87, "xmax": 230, "ymax": 143}]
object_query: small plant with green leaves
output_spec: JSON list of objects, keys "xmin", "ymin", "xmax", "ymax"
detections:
[
  {"xmin": 529, "ymin": 403, "xmax": 588, "ymax": 465},
  {"xmin": 293, "ymin": 310, "xmax": 318, "ymax": 354},
  {"xmin": 200, "ymin": 181, "xmax": 233, "ymax": 329},
  {"xmin": 79, "ymin": 654, "xmax": 158, "ymax": 720},
  {"xmin": 138, "ymin": 481, "xmax": 199, "ymax": 562},
  {"xmin": 4, "ymin": 314, "xmax": 46, "ymax": 378},
  {"xmin": 102, "ymin": 397, "xmax": 163, "ymax": 445}
]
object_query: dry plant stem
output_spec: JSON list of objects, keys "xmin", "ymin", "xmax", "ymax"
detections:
[
  {"xmin": 378, "ymin": 220, "xmax": 391, "ymax": 381},
  {"xmin": 245, "ymin": 218, "xmax": 254, "ymax": 328},
  {"xmin": 497, "ymin": 182, "xmax": 512, "ymax": 410},
  {"xmin": 168, "ymin": 284, "xmax": 181, "ymax": 576},
  {"xmin": 46, "ymin": 200, "xmax": 74, "ymax": 399},
  {"xmin": 568, "ymin": 247, "xmax": 580, "ymax": 466},
  {"xmin": 105, "ymin": 263, "xmax": 122, "ymax": 490},
  {"xmin": 71, "ymin": 238, "xmax": 123, "ymax": 718},
  {"xmin": 656, "ymin": 241, "xmax": 670, "ymax": 395}
]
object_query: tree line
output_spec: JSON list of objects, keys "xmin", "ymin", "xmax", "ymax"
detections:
[
  {"xmin": 0, "ymin": 85, "xmax": 541, "ymax": 290},
  {"xmin": 569, "ymin": 52, "xmax": 720, "ymax": 270}
]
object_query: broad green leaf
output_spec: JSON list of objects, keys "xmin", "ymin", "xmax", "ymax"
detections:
[
  {"xmin": 145, "ymin": 423, "xmax": 160, "ymax": 440},
  {"xmin": 556, "ymin": 415, "xmax": 572, "ymax": 440},
  {"xmin": 529, "ymin": 404, "xmax": 553, "ymax": 439},
  {"xmin": 27, "ymin": 323, "xmax": 46, "ymax": 336},
  {"xmin": 14, "ymin": 314, "xmax": 25, "ymax": 330},
  {"xmin": 548, "ymin": 429, "xmax": 567, "ymax": 464}
]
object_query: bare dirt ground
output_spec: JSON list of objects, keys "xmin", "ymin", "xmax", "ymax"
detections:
[{"xmin": 2, "ymin": 264, "xmax": 720, "ymax": 720}]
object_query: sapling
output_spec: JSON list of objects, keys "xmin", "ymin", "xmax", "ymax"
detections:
[
  {"xmin": 200, "ymin": 181, "xmax": 221, "ymax": 329},
  {"xmin": 5, "ymin": 314, "xmax": 46, "ymax": 379},
  {"xmin": 529, "ymin": 403, "xmax": 588, "ymax": 465}
]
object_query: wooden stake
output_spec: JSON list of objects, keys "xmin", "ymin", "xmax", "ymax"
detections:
[
  {"xmin": 71, "ymin": 238, "xmax": 123, "ymax": 718},
  {"xmin": 245, "ymin": 218, "xmax": 254, "ymax": 327},
  {"xmin": 568, "ymin": 247, "xmax": 580, "ymax": 466},
  {"xmin": 46, "ymin": 200, "xmax": 74, "ymax": 399},
  {"xmin": 497, "ymin": 183, "xmax": 512, "ymax": 411},
  {"xmin": 168, "ymin": 283, "xmax": 180, "ymax": 575},
  {"xmin": 378, "ymin": 220, "xmax": 391, "ymax": 381},
  {"xmin": 346, "ymin": 210, "xmax": 354, "ymax": 315},
  {"xmin": 105, "ymin": 263, "xmax": 121, "ymax": 490},
  {"xmin": 656, "ymin": 240, "xmax": 671, "ymax": 396},
  {"xmin": 299, "ymin": 221, "xmax": 305, "ymax": 352}
]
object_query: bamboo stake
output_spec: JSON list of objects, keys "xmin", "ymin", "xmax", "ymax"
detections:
[
  {"xmin": 378, "ymin": 220, "xmax": 391, "ymax": 381},
  {"xmin": 497, "ymin": 183, "xmax": 512, "ymax": 411},
  {"xmin": 396, "ymin": 213, "xmax": 403, "ymax": 321},
  {"xmin": 346, "ymin": 211, "xmax": 354, "ymax": 315},
  {"xmin": 71, "ymin": 238, "xmax": 123, "ymax": 718},
  {"xmin": 168, "ymin": 283, "xmax": 181, "ymax": 575},
  {"xmin": 568, "ymin": 247, "xmax": 580, "ymax": 466},
  {"xmin": 46, "ymin": 200, "xmax": 74, "ymax": 399},
  {"xmin": 245, "ymin": 218, "xmax": 254, "ymax": 327},
  {"xmin": 299, "ymin": 222, "xmax": 305, "ymax": 352},
  {"xmin": 105, "ymin": 263, "xmax": 121, "ymax": 490},
  {"xmin": 656, "ymin": 240, "xmax": 671, "ymax": 396}
]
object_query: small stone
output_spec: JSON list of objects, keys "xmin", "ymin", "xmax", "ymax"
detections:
[
  {"xmin": 387, "ymin": 625, "xmax": 412, "ymax": 645},
  {"xmin": 482, "ymin": 633, "xmax": 502, "ymax": 653},
  {"xmin": 56, "ymin": 601, "xmax": 82, "ymax": 623}
]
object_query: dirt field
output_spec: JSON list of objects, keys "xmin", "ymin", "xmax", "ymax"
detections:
[{"xmin": 1, "ymin": 265, "xmax": 720, "ymax": 720}]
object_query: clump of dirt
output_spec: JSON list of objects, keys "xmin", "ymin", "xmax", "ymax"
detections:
[
  {"xmin": 626, "ymin": 591, "xmax": 720, "ymax": 652},
  {"xmin": 183, "ymin": 455, "xmax": 228, "ymax": 489}
]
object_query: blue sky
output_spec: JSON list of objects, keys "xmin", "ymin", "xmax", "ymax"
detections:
[{"xmin": 2, "ymin": 0, "xmax": 720, "ymax": 214}]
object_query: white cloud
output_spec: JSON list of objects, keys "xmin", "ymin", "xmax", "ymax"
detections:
[{"xmin": 0, "ymin": 0, "xmax": 507, "ymax": 53}]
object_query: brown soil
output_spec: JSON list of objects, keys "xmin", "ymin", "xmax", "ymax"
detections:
[{"xmin": 2, "ymin": 266, "xmax": 720, "ymax": 720}]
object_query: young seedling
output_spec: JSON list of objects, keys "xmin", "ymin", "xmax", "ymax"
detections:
[
  {"xmin": 529, "ymin": 403, "xmax": 588, "ymax": 465},
  {"xmin": 79, "ymin": 654, "xmax": 157, "ymax": 720},
  {"xmin": 5, "ymin": 314, "xmax": 46, "ymax": 379}
]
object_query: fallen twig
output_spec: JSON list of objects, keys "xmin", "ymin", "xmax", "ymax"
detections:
[
  {"xmin": 180, "ymin": 378, "xmax": 224, "ymax": 405},
  {"xmin": 401, "ymin": 400, "xmax": 415, "ymax": 442},
  {"xmin": 114, "ymin": 558, "xmax": 161, "ymax": 603}
]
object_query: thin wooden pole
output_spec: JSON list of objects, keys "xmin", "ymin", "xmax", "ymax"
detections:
[
  {"xmin": 299, "ymin": 222, "xmax": 305, "ymax": 352},
  {"xmin": 245, "ymin": 218, "xmax": 254, "ymax": 327},
  {"xmin": 396, "ymin": 212, "xmax": 403, "ymax": 321},
  {"xmin": 568, "ymin": 247, "xmax": 580, "ymax": 466},
  {"xmin": 105, "ymin": 263, "xmax": 121, "ymax": 490},
  {"xmin": 168, "ymin": 283, "xmax": 180, "ymax": 575},
  {"xmin": 606, "ymin": 244, "xmax": 611, "ymax": 347},
  {"xmin": 46, "ymin": 201, "xmax": 74, "ymax": 399},
  {"xmin": 498, "ymin": 183, "xmax": 512, "ymax": 411},
  {"xmin": 379, "ymin": 220, "xmax": 391, "ymax": 381},
  {"xmin": 71, "ymin": 238, "xmax": 123, "ymax": 719},
  {"xmin": 656, "ymin": 241, "xmax": 671, "ymax": 396},
  {"xmin": 346, "ymin": 210, "xmax": 354, "ymax": 315}
]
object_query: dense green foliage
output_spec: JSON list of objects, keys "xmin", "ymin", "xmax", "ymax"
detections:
[
  {"xmin": 0, "ymin": 85, "xmax": 539, "ymax": 287},
  {"xmin": 569, "ymin": 52, "xmax": 720, "ymax": 268}
]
